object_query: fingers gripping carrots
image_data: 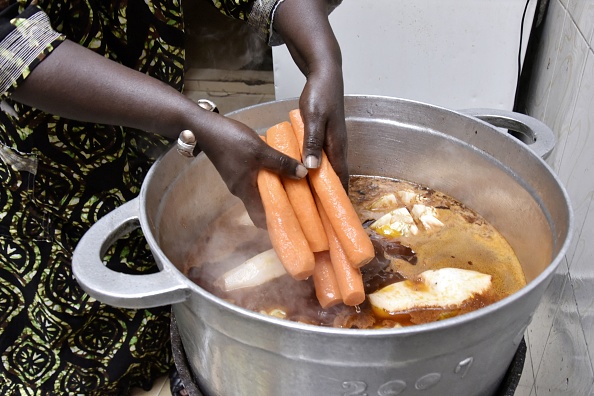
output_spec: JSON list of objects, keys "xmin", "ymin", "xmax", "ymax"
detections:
[
  {"xmin": 289, "ymin": 109, "xmax": 375, "ymax": 268},
  {"xmin": 256, "ymin": 111, "xmax": 374, "ymax": 308},
  {"xmin": 257, "ymin": 136, "xmax": 315, "ymax": 280},
  {"xmin": 266, "ymin": 122, "xmax": 329, "ymax": 252}
]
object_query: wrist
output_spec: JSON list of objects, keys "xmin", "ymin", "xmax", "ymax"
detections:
[
  {"xmin": 174, "ymin": 100, "xmax": 219, "ymax": 157},
  {"xmin": 309, "ymin": 56, "xmax": 343, "ymax": 79}
]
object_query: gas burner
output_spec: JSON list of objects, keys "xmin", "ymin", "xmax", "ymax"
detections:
[{"xmin": 171, "ymin": 314, "xmax": 204, "ymax": 396}]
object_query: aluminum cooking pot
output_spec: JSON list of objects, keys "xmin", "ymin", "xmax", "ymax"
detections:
[{"xmin": 72, "ymin": 96, "xmax": 573, "ymax": 396}]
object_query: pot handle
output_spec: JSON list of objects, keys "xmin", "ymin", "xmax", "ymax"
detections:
[
  {"xmin": 460, "ymin": 108, "xmax": 555, "ymax": 160},
  {"xmin": 72, "ymin": 198, "xmax": 191, "ymax": 309}
]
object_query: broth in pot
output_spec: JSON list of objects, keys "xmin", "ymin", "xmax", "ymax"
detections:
[{"xmin": 183, "ymin": 175, "xmax": 526, "ymax": 329}]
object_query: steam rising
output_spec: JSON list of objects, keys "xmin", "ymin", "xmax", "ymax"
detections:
[{"xmin": 185, "ymin": 2, "xmax": 271, "ymax": 71}]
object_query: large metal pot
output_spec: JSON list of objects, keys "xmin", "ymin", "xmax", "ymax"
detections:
[{"xmin": 72, "ymin": 96, "xmax": 572, "ymax": 396}]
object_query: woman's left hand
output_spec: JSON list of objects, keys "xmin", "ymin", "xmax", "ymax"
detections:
[
  {"xmin": 273, "ymin": 0, "xmax": 349, "ymax": 189},
  {"xmin": 299, "ymin": 63, "xmax": 348, "ymax": 189}
]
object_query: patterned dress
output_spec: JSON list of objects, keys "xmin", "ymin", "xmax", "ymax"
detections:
[{"xmin": 0, "ymin": 0, "xmax": 280, "ymax": 394}]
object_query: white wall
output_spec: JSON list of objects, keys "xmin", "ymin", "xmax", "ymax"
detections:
[
  {"xmin": 273, "ymin": 0, "xmax": 537, "ymax": 111},
  {"xmin": 518, "ymin": 0, "xmax": 594, "ymax": 394}
]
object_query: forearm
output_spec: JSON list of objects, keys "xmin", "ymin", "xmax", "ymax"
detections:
[
  {"xmin": 273, "ymin": 0, "xmax": 342, "ymax": 77},
  {"xmin": 10, "ymin": 39, "xmax": 201, "ymax": 140},
  {"xmin": 3, "ymin": 3, "xmax": 309, "ymax": 229}
]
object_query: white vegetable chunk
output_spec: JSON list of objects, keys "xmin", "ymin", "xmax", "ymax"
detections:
[
  {"xmin": 369, "ymin": 268, "xmax": 492, "ymax": 313},
  {"xmin": 370, "ymin": 207, "xmax": 419, "ymax": 237},
  {"xmin": 411, "ymin": 204, "xmax": 444, "ymax": 230},
  {"xmin": 369, "ymin": 193, "xmax": 398, "ymax": 210},
  {"xmin": 397, "ymin": 190, "xmax": 418, "ymax": 206},
  {"xmin": 216, "ymin": 249, "xmax": 287, "ymax": 291},
  {"xmin": 235, "ymin": 209, "xmax": 255, "ymax": 227}
]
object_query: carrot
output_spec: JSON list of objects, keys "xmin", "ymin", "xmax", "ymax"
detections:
[
  {"xmin": 266, "ymin": 122, "xmax": 329, "ymax": 252},
  {"xmin": 289, "ymin": 109, "xmax": 375, "ymax": 268},
  {"xmin": 257, "ymin": 135, "xmax": 315, "ymax": 280},
  {"xmin": 313, "ymin": 251, "xmax": 343, "ymax": 308},
  {"xmin": 314, "ymin": 193, "xmax": 365, "ymax": 306}
]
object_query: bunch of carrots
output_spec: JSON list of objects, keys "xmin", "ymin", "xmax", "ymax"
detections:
[{"xmin": 257, "ymin": 109, "xmax": 375, "ymax": 308}]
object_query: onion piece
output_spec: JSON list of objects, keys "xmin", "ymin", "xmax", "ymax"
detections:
[
  {"xmin": 397, "ymin": 190, "xmax": 418, "ymax": 206},
  {"xmin": 216, "ymin": 249, "xmax": 287, "ymax": 292},
  {"xmin": 369, "ymin": 193, "xmax": 398, "ymax": 210},
  {"xmin": 370, "ymin": 207, "xmax": 419, "ymax": 237},
  {"xmin": 235, "ymin": 209, "xmax": 255, "ymax": 227},
  {"xmin": 411, "ymin": 204, "xmax": 444, "ymax": 230}
]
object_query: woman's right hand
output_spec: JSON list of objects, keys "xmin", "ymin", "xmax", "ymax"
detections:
[{"xmin": 190, "ymin": 110, "xmax": 308, "ymax": 229}]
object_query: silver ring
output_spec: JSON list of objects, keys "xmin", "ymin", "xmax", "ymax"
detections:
[{"xmin": 177, "ymin": 130, "xmax": 196, "ymax": 157}]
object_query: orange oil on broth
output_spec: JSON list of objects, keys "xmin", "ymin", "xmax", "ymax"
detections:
[{"xmin": 351, "ymin": 176, "xmax": 526, "ymax": 301}]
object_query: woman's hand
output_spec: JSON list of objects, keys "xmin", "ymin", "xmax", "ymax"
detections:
[
  {"xmin": 273, "ymin": 0, "xmax": 349, "ymax": 189},
  {"xmin": 299, "ymin": 63, "xmax": 348, "ymax": 189},
  {"xmin": 189, "ymin": 111, "xmax": 308, "ymax": 228}
]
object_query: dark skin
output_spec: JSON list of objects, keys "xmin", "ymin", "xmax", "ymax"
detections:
[
  {"xmin": 274, "ymin": 0, "xmax": 348, "ymax": 187},
  {"xmin": 9, "ymin": 0, "xmax": 347, "ymax": 228}
]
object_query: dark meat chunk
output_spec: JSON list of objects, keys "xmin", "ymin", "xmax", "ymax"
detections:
[
  {"xmin": 369, "ymin": 232, "xmax": 417, "ymax": 265},
  {"xmin": 360, "ymin": 253, "xmax": 404, "ymax": 294}
]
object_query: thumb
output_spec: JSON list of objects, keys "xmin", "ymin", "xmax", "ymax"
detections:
[{"xmin": 300, "ymin": 112, "xmax": 326, "ymax": 170}]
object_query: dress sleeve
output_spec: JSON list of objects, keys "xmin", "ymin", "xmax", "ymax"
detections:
[
  {"xmin": 0, "ymin": 4, "xmax": 65, "ymax": 99},
  {"xmin": 211, "ymin": 0, "xmax": 342, "ymax": 46}
]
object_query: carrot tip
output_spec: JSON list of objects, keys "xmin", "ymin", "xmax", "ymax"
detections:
[{"xmin": 344, "ymin": 293, "xmax": 366, "ymax": 307}]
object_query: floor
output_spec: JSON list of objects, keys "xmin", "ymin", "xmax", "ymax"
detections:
[{"xmin": 131, "ymin": 375, "xmax": 171, "ymax": 396}]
